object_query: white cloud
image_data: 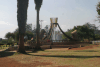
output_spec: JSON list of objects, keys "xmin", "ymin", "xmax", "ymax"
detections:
[
  {"xmin": 0, "ymin": 21, "xmax": 13, "ymax": 25},
  {"xmin": 0, "ymin": 21, "xmax": 18, "ymax": 38},
  {"xmin": 0, "ymin": 25, "xmax": 18, "ymax": 39},
  {"xmin": 0, "ymin": 21, "xmax": 15, "ymax": 32}
]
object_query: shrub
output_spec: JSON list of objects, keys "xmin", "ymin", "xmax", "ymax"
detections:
[{"xmin": 0, "ymin": 39, "xmax": 8, "ymax": 44}]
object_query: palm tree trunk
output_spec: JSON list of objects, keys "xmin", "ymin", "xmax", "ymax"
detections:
[
  {"xmin": 17, "ymin": 0, "xmax": 29, "ymax": 53},
  {"xmin": 17, "ymin": 35, "xmax": 25, "ymax": 53},
  {"xmin": 35, "ymin": 8, "xmax": 41, "ymax": 50}
]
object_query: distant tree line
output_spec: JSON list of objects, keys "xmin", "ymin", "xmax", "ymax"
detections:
[
  {"xmin": 4, "ymin": 24, "xmax": 48, "ymax": 43},
  {"xmin": 5, "ymin": 31, "xmax": 34, "ymax": 42},
  {"xmin": 62, "ymin": 23, "xmax": 100, "ymax": 41}
]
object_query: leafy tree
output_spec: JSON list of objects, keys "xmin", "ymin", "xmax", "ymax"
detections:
[
  {"xmin": 75, "ymin": 25, "xmax": 95, "ymax": 40},
  {"xmin": 14, "ymin": 31, "xmax": 34, "ymax": 42},
  {"xmin": 95, "ymin": 34, "xmax": 100, "ymax": 40},
  {"xmin": 62, "ymin": 25, "xmax": 95, "ymax": 41},
  {"xmin": 26, "ymin": 24, "xmax": 32, "ymax": 32},
  {"xmin": 0, "ymin": 39, "xmax": 8, "ymax": 44},
  {"xmin": 17, "ymin": 0, "xmax": 29, "ymax": 53},
  {"xmin": 5, "ymin": 32, "xmax": 15, "ymax": 40},
  {"xmin": 7, "ymin": 37, "xmax": 14, "ymax": 44},
  {"xmin": 62, "ymin": 29, "xmax": 73, "ymax": 40},
  {"xmin": 96, "ymin": 2, "xmax": 100, "ymax": 15},
  {"xmin": 96, "ymin": 2, "xmax": 100, "ymax": 22},
  {"xmin": 84, "ymin": 22, "xmax": 98, "ymax": 30},
  {"xmin": 5, "ymin": 32, "xmax": 11, "ymax": 39},
  {"xmin": 25, "ymin": 31, "xmax": 34, "ymax": 40}
]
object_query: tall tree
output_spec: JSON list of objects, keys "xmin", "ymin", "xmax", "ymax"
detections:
[
  {"xmin": 96, "ymin": 2, "xmax": 100, "ymax": 23},
  {"xmin": 5, "ymin": 32, "xmax": 12, "ymax": 39},
  {"xmin": 17, "ymin": 0, "xmax": 29, "ymax": 53},
  {"xmin": 62, "ymin": 25, "xmax": 95, "ymax": 41},
  {"xmin": 96, "ymin": 2, "xmax": 100, "ymax": 15},
  {"xmin": 34, "ymin": 0, "xmax": 43, "ymax": 50}
]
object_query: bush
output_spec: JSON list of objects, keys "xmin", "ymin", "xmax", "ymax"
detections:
[
  {"xmin": 0, "ymin": 40, "xmax": 8, "ymax": 44},
  {"xmin": 84, "ymin": 39, "xmax": 89, "ymax": 42},
  {"xmin": 8, "ymin": 37, "xmax": 14, "ymax": 44},
  {"xmin": 14, "ymin": 43, "xmax": 17, "ymax": 45},
  {"xmin": 95, "ymin": 34, "xmax": 100, "ymax": 40}
]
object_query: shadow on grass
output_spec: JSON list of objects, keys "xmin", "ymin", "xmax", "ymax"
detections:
[
  {"xmin": 74, "ymin": 50, "xmax": 98, "ymax": 52},
  {"xmin": 26, "ymin": 54, "xmax": 100, "ymax": 58},
  {"xmin": 0, "ymin": 51, "xmax": 15, "ymax": 58},
  {"xmin": 0, "ymin": 48, "xmax": 45, "ymax": 58},
  {"xmin": 26, "ymin": 49, "xmax": 45, "ymax": 53}
]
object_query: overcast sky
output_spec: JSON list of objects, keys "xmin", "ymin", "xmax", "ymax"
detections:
[{"xmin": 0, "ymin": 0, "xmax": 100, "ymax": 39}]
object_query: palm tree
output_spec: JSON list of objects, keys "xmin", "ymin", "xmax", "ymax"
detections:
[
  {"xmin": 34, "ymin": 0, "xmax": 43, "ymax": 50},
  {"xmin": 17, "ymin": 0, "xmax": 29, "ymax": 53}
]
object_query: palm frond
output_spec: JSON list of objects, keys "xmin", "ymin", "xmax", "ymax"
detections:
[
  {"xmin": 17, "ymin": 0, "xmax": 29, "ymax": 35},
  {"xmin": 34, "ymin": 0, "xmax": 43, "ymax": 10}
]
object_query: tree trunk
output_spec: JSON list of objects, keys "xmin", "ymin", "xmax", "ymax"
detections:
[
  {"xmin": 17, "ymin": 35, "xmax": 26, "ymax": 53},
  {"xmin": 17, "ymin": 0, "xmax": 29, "ymax": 53},
  {"xmin": 35, "ymin": 8, "xmax": 41, "ymax": 50}
]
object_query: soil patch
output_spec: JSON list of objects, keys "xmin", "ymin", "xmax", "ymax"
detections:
[
  {"xmin": 69, "ymin": 45, "xmax": 99, "ymax": 50},
  {"xmin": 32, "ymin": 44, "xmax": 99, "ymax": 51},
  {"xmin": 0, "ymin": 57, "xmax": 52, "ymax": 67},
  {"xmin": 45, "ymin": 45, "xmax": 99, "ymax": 51},
  {"xmin": 57, "ymin": 65, "xmax": 74, "ymax": 67},
  {"xmin": 46, "ymin": 48, "xmax": 69, "ymax": 51}
]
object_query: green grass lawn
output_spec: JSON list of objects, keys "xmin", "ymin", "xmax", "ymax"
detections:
[
  {"xmin": 3, "ymin": 45, "xmax": 99, "ymax": 67},
  {"xmin": 0, "ymin": 43, "xmax": 18, "ymax": 50},
  {"xmin": 0, "ymin": 45, "xmax": 9, "ymax": 50},
  {"xmin": 0, "ymin": 43, "xmax": 100, "ymax": 67}
]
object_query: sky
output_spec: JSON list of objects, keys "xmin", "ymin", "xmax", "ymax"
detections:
[{"xmin": 0, "ymin": 0, "xmax": 100, "ymax": 39}]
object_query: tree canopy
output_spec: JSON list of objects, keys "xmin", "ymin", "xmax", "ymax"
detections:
[
  {"xmin": 34, "ymin": 0, "xmax": 43, "ymax": 10},
  {"xmin": 62, "ymin": 23, "xmax": 96, "ymax": 41},
  {"xmin": 96, "ymin": 2, "xmax": 100, "ymax": 15},
  {"xmin": 5, "ymin": 32, "xmax": 15, "ymax": 39}
]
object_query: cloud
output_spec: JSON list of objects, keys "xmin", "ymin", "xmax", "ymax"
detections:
[
  {"xmin": 0, "ymin": 21, "xmax": 18, "ymax": 38},
  {"xmin": 0, "ymin": 21, "xmax": 15, "ymax": 32},
  {"xmin": 0, "ymin": 21, "xmax": 13, "ymax": 25},
  {"xmin": 75, "ymin": 7, "xmax": 84, "ymax": 11},
  {"xmin": 0, "ymin": 25, "xmax": 18, "ymax": 39}
]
